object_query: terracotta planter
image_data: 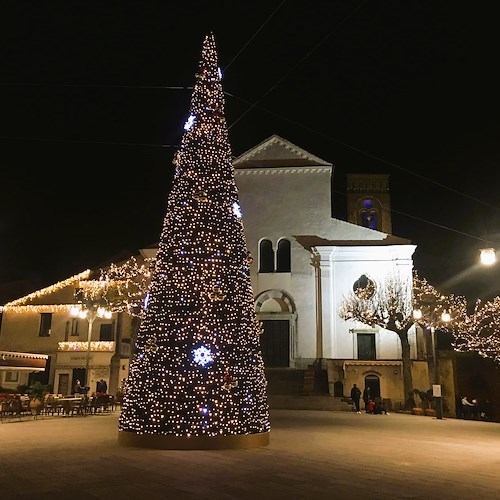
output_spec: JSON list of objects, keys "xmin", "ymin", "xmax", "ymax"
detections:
[
  {"xmin": 29, "ymin": 398, "xmax": 43, "ymax": 416},
  {"xmin": 412, "ymin": 407, "xmax": 424, "ymax": 416},
  {"xmin": 424, "ymin": 408, "xmax": 437, "ymax": 417}
]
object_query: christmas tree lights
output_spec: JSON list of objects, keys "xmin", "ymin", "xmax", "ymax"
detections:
[{"xmin": 118, "ymin": 33, "xmax": 270, "ymax": 449}]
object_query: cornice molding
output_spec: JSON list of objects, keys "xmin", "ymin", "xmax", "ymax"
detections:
[{"xmin": 234, "ymin": 167, "xmax": 331, "ymax": 176}]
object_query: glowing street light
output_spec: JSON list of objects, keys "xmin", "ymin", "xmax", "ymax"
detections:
[{"xmin": 480, "ymin": 248, "xmax": 496, "ymax": 266}]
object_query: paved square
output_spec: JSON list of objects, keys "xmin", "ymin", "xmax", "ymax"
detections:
[{"xmin": 1, "ymin": 410, "xmax": 499, "ymax": 499}]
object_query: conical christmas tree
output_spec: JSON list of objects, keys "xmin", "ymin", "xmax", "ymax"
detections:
[{"xmin": 118, "ymin": 33, "xmax": 271, "ymax": 449}]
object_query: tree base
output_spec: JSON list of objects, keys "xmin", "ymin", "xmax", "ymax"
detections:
[{"xmin": 118, "ymin": 430, "xmax": 270, "ymax": 450}]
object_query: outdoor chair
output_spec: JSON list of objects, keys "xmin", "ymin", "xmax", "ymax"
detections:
[
  {"xmin": 0, "ymin": 398, "xmax": 23, "ymax": 422},
  {"xmin": 85, "ymin": 396, "xmax": 95, "ymax": 414},
  {"xmin": 45, "ymin": 396, "xmax": 63, "ymax": 416},
  {"xmin": 70, "ymin": 398, "xmax": 85, "ymax": 417}
]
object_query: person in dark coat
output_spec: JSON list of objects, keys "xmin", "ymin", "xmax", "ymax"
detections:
[
  {"xmin": 96, "ymin": 379, "xmax": 108, "ymax": 394},
  {"xmin": 351, "ymin": 384, "xmax": 362, "ymax": 414}
]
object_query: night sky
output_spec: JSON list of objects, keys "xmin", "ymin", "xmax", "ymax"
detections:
[{"xmin": 1, "ymin": 1, "xmax": 499, "ymax": 304}]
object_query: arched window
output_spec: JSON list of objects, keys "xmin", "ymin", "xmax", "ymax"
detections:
[
  {"xmin": 276, "ymin": 239, "xmax": 291, "ymax": 272},
  {"xmin": 359, "ymin": 198, "xmax": 378, "ymax": 230},
  {"xmin": 360, "ymin": 209, "xmax": 378, "ymax": 229},
  {"xmin": 259, "ymin": 239, "xmax": 274, "ymax": 273}
]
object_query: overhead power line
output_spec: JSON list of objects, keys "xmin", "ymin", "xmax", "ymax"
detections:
[
  {"xmin": 0, "ymin": 136, "xmax": 178, "ymax": 148},
  {"xmin": 223, "ymin": 0, "xmax": 288, "ymax": 72},
  {"xmin": 0, "ymin": 82, "xmax": 193, "ymax": 90}
]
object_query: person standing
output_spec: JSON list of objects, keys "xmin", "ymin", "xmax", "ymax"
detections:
[
  {"xmin": 74, "ymin": 379, "xmax": 82, "ymax": 395},
  {"xmin": 351, "ymin": 383, "xmax": 362, "ymax": 414},
  {"xmin": 363, "ymin": 386, "xmax": 371, "ymax": 413},
  {"xmin": 461, "ymin": 395, "xmax": 475, "ymax": 419}
]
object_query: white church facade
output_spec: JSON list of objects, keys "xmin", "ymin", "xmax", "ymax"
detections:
[{"xmin": 234, "ymin": 135, "xmax": 423, "ymax": 408}]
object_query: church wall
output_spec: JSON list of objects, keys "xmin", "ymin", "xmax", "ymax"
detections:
[
  {"xmin": 236, "ymin": 168, "xmax": 336, "ymax": 365},
  {"xmin": 318, "ymin": 245, "xmax": 415, "ymax": 360}
]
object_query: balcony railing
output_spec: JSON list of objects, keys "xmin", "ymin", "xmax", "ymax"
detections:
[{"xmin": 58, "ymin": 341, "xmax": 116, "ymax": 352}]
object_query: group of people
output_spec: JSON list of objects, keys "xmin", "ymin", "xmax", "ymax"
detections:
[
  {"xmin": 73, "ymin": 379, "xmax": 108, "ymax": 395},
  {"xmin": 352, "ymin": 384, "xmax": 492, "ymax": 420},
  {"xmin": 96, "ymin": 379, "xmax": 108, "ymax": 394},
  {"xmin": 457, "ymin": 395, "xmax": 491, "ymax": 420},
  {"xmin": 350, "ymin": 384, "xmax": 389, "ymax": 415}
]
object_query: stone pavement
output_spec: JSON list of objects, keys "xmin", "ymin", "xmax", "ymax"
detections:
[{"xmin": 1, "ymin": 409, "xmax": 499, "ymax": 499}]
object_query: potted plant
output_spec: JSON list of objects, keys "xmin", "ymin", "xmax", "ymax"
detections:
[
  {"xmin": 27, "ymin": 381, "xmax": 48, "ymax": 417},
  {"xmin": 412, "ymin": 389, "xmax": 436, "ymax": 416},
  {"xmin": 408, "ymin": 390, "xmax": 422, "ymax": 415}
]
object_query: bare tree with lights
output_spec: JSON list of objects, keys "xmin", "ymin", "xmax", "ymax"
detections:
[
  {"xmin": 97, "ymin": 256, "xmax": 155, "ymax": 361},
  {"xmin": 452, "ymin": 296, "xmax": 500, "ymax": 364},
  {"xmin": 98, "ymin": 255, "xmax": 154, "ymax": 318},
  {"xmin": 117, "ymin": 33, "xmax": 270, "ymax": 449},
  {"xmin": 339, "ymin": 271, "xmax": 467, "ymax": 408}
]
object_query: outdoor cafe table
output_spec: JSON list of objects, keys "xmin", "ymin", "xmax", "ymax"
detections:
[{"xmin": 57, "ymin": 397, "xmax": 82, "ymax": 416}]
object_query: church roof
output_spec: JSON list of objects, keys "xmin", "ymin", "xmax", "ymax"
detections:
[
  {"xmin": 294, "ymin": 234, "xmax": 414, "ymax": 251},
  {"xmin": 233, "ymin": 135, "xmax": 332, "ymax": 169}
]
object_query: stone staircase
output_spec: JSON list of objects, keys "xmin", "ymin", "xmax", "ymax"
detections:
[{"xmin": 265, "ymin": 367, "xmax": 354, "ymax": 412}]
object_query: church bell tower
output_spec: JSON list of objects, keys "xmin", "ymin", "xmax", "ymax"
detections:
[{"xmin": 346, "ymin": 173, "xmax": 392, "ymax": 234}]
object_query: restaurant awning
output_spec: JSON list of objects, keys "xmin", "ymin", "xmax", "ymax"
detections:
[{"xmin": 0, "ymin": 351, "xmax": 48, "ymax": 372}]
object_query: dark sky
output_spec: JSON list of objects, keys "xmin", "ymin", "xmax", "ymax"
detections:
[{"xmin": 1, "ymin": 1, "xmax": 500, "ymax": 303}]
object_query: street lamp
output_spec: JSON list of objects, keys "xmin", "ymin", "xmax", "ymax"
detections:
[
  {"xmin": 413, "ymin": 306, "xmax": 451, "ymax": 420},
  {"xmin": 70, "ymin": 302, "xmax": 112, "ymax": 392},
  {"xmin": 480, "ymin": 248, "xmax": 496, "ymax": 266}
]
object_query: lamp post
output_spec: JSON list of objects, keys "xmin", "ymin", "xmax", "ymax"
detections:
[
  {"xmin": 413, "ymin": 306, "xmax": 450, "ymax": 420},
  {"xmin": 70, "ymin": 302, "xmax": 112, "ymax": 392}
]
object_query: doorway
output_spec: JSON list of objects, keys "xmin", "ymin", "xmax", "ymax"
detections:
[
  {"xmin": 58, "ymin": 373, "xmax": 70, "ymax": 396},
  {"xmin": 260, "ymin": 320, "xmax": 290, "ymax": 367},
  {"xmin": 364, "ymin": 375, "xmax": 380, "ymax": 398}
]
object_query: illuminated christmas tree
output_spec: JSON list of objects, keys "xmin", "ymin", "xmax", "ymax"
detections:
[{"xmin": 118, "ymin": 33, "xmax": 270, "ymax": 449}]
